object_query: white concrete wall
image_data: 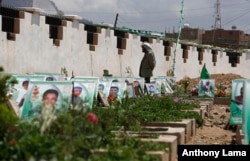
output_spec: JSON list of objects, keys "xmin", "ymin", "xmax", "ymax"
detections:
[{"xmin": 0, "ymin": 10, "xmax": 249, "ymax": 81}]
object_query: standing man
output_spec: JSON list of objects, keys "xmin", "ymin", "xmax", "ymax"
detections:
[{"xmin": 139, "ymin": 42, "xmax": 156, "ymax": 83}]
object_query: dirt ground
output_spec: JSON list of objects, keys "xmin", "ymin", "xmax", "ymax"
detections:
[
  {"xmin": 185, "ymin": 73, "xmax": 243, "ymax": 145},
  {"xmin": 186, "ymin": 104, "xmax": 236, "ymax": 144}
]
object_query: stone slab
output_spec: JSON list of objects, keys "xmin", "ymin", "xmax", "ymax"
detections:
[
  {"xmin": 183, "ymin": 119, "xmax": 196, "ymax": 136},
  {"xmin": 141, "ymin": 126, "xmax": 185, "ymax": 145},
  {"xmin": 146, "ymin": 151, "xmax": 169, "ymax": 161},
  {"xmin": 236, "ymin": 125, "xmax": 244, "ymax": 145},
  {"xmin": 143, "ymin": 119, "xmax": 192, "ymax": 143},
  {"xmin": 140, "ymin": 135, "xmax": 177, "ymax": 161},
  {"xmin": 199, "ymin": 106, "xmax": 206, "ymax": 118}
]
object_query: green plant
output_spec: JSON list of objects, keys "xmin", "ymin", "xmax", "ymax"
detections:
[
  {"xmin": 0, "ymin": 108, "xmax": 111, "ymax": 160},
  {"xmin": 90, "ymin": 136, "xmax": 168, "ymax": 161},
  {"xmin": 0, "ymin": 66, "xmax": 18, "ymax": 103},
  {"xmin": 0, "ymin": 70, "xmax": 205, "ymax": 160},
  {"xmin": 93, "ymin": 95, "xmax": 204, "ymax": 129},
  {"xmin": 0, "ymin": 103, "xmax": 19, "ymax": 140}
]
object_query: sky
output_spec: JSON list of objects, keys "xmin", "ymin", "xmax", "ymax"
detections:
[{"xmin": 50, "ymin": 0, "xmax": 250, "ymax": 33}]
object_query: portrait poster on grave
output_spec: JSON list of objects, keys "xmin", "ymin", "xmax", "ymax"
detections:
[
  {"xmin": 145, "ymin": 83, "xmax": 156, "ymax": 96},
  {"xmin": 103, "ymin": 76, "xmax": 127, "ymax": 96},
  {"xmin": 198, "ymin": 79, "xmax": 215, "ymax": 97},
  {"xmin": 9, "ymin": 74, "xmax": 44, "ymax": 101},
  {"xmin": 229, "ymin": 79, "xmax": 245, "ymax": 125},
  {"xmin": 21, "ymin": 81, "xmax": 73, "ymax": 120},
  {"xmin": 72, "ymin": 80, "xmax": 97, "ymax": 110},
  {"xmin": 243, "ymin": 80, "xmax": 250, "ymax": 144},
  {"xmin": 109, "ymin": 80, "xmax": 127, "ymax": 101},
  {"xmin": 72, "ymin": 76, "xmax": 100, "ymax": 98},
  {"xmin": 9, "ymin": 74, "xmax": 45, "ymax": 115}
]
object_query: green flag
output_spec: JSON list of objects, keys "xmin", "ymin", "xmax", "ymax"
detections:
[{"xmin": 200, "ymin": 63, "xmax": 210, "ymax": 79}]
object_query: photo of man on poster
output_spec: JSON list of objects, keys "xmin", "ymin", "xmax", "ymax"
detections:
[
  {"xmin": 229, "ymin": 79, "xmax": 245, "ymax": 125},
  {"xmin": 232, "ymin": 86, "xmax": 244, "ymax": 110},
  {"xmin": 198, "ymin": 79, "xmax": 215, "ymax": 97}
]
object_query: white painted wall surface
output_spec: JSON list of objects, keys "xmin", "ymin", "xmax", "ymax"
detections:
[{"xmin": 0, "ymin": 10, "xmax": 249, "ymax": 81}]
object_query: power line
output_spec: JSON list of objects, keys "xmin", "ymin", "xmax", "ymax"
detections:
[
  {"xmin": 222, "ymin": 9, "xmax": 250, "ymax": 27},
  {"xmin": 116, "ymin": 15, "xmax": 138, "ymax": 29}
]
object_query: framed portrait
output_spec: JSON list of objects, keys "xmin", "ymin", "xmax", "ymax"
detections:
[
  {"xmin": 145, "ymin": 83, "xmax": 156, "ymax": 96},
  {"xmin": 133, "ymin": 80, "xmax": 143, "ymax": 97},
  {"xmin": 134, "ymin": 77, "xmax": 145, "ymax": 93}
]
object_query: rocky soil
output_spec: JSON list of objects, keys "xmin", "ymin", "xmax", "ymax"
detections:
[{"xmin": 186, "ymin": 104, "xmax": 236, "ymax": 145}]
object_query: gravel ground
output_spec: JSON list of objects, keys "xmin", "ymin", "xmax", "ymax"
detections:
[{"xmin": 186, "ymin": 104, "xmax": 236, "ymax": 145}]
